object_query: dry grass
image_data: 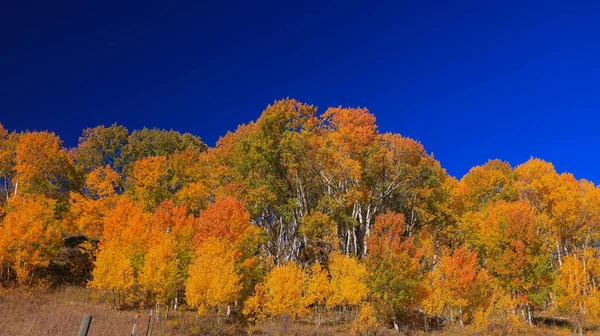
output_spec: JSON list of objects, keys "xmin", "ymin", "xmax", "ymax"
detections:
[
  {"xmin": 0, "ymin": 287, "xmax": 241, "ymax": 336},
  {"xmin": 0, "ymin": 287, "xmax": 589, "ymax": 335},
  {"xmin": 0, "ymin": 287, "xmax": 138, "ymax": 335},
  {"xmin": 0, "ymin": 286, "xmax": 355, "ymax": 336}
]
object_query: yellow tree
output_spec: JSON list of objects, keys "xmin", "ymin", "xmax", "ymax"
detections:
[
  {"xmin": 89, "ymin": 241, "xmax": 135, "ymax": 308},
  {"xmin": 195, "ymin": 196, "xmax": 264, "ymax": 299},
  {"xmin": 186, "ymin": 237, "xmax": 241, "ymax": 320},
  {"xmin": 101, "ymin": 198, "xmax": 150, "ymax": 269},
  {"xmin": 243, "ymin": 283, "xmax": 267, "ymax": 324},
  {"xmin": 555, "ymin": 255, "xmax": 600, "ymax": 335},
  {"xmin": 316, "ymin": 106, "xmax": 378, "ymax": 256},
  {"xmin": 328, "ymin": 252, "xmax": 369, "ymax": 310},
  {"xmin": 150, "ymin": 200, "xmax": 197, "ymax": 298},
  {"xmin": 457, "ymin": 160, "xmax": 516, "ymax": 212},
  {"xmin": 66, "ymin": 165, "xmax": 120, "ymax": 237},
  {"xmin": 461, "ymin": 200, "xmax": 552, "ymax": 324},
  {"xmin": 169, "ymin": 147, "xmax": 212, "ymax": 214},
  {"xmin": 128, "ymin": 155, "xmax": 169, "ymax": 211},
  {"xmin": 89, "ymin": 198, "xmax": 149, "ymax": 306},
  {"xmin": 305, "ymin": 262, "xmax": 332, "ymax": 326},
  {"xmin": 548, "ymin": 173, "xmax": 584, "ymax": 262},
  {"xmin": 15, "ymin": 131, "xmax": 78, "ymax": 199},
  {"xmin": 260, "ymin": 262, "xmax": 309, "ymax": 319},
  {"xmin": 514, "ymin": 158, "xmax": 558, "ymax": 213},
  {"xmin": 0, "ymin": 195, "xmax": 62, "ymax": 285},
  {"xmin": 352, "ymin": 302, "xmax": 378, "ymax": 336},
  {"xmin": 138, "ymin": 233, "xmax": 177, "ymax": 306}
]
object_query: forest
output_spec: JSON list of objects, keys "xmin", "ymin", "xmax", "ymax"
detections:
[{"xmin": 0, "ymin": 99, "xmax": 598, "ymax": 335}]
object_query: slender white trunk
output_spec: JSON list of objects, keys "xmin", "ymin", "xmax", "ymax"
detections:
[{"xmin": 556, "ymin": 242, "xmax": 563, "ymax": 267}]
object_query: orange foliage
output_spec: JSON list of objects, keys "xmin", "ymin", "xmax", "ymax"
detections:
[
  {"xmin": 0, "ymin": 195, "xmax": 62, "ymax": 285},
  {"xmin": 195, "ymin": 196, "xmax": 255, "ymax": 246}
]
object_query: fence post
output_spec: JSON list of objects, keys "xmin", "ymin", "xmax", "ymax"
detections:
[
  {"xmin": 78, "ymin": 315, "xmax": 92, "ymax": 336},
  {"xmin": 145, "ymin": 309, "xmax": 153, "ymax": 336}
]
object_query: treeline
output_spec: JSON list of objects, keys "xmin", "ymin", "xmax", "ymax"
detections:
[{"xmin": 0, "ymin": 99, "xmax": 599, "ymax": 334}]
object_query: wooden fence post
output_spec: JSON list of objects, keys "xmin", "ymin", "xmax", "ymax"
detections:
[
  {"xmin": 78, "ymin": 315, "xmax": 92, "ymax": 336},
  {"xmin": 145, "ymin": 309, "xmax": 153, "ymax": 336}
]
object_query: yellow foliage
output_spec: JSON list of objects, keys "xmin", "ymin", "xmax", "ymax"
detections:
[
  {"xmin": 305, "ymin": 262, "xmax": 331, "ymax": 307},
  {"xmin": 86, "ymin": 165, "xmax": 120, "ymax": 198},
  {"xmin": 328, "ymin": 252, "xmax": 369, "ymax": 309},
  {"xmin": 101, "ymin": 198, "xmax": 150, "ymax": 260},
  {"xmin": 14, "ymin": 131, "xmax": 73, "ymax": 198},
  {"xmin": 89, "ymin": 242, "xmax": 135, "ymax": 306},
  {"xmin": 130, "ymin": 155, "xmax": 169, "ymax": 210},
  {"xmin": 262, "ymin": 262, "xmax": 308, "ymax": 319},
  {"xmin": 243, "ymin": 283, "xmax": 267, "ymax": 323},
  {"xmin": 138, "ymin": 233, "xmax": 177, "ymax": 305},
  {"xmin": 352, "ymin": 302, "xmax": 378, "ymax": 336},
  {"xmin": 186, "ymin": 238, "xmax": 241, "ymax": 315},
  {"xmin": 555, "ymin": 255, "xmax": 600, "ymax": 331}
]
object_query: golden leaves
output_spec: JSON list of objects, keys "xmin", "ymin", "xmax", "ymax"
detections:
[
  {"xmin": 186, "ymin": 238, "xmax": 242, "ymax": 315},
  {"xmin": 328, "ymin": 253, "xmax": 368, "ymax": 308},
  {"xmin": 261, "ymin": 262, "xmax": 308, "ymax": 319},
  {"xmin": 0, "ymin": 195, "xmax": 61, "ymax": 285}
]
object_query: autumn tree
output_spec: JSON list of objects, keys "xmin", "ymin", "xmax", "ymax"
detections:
[
  {"xmin": 186, "ymin": 237, "xmax": 241, "ymax": 320},
  {"xmin": 89, "ymin": 242, "xmax": 135, "ymax": 308},
  {"xmin": 366, "ymin": 212, "xmax": 423, "ymax": 329},
  {"xmin": 196, "ymin": 196, "xmax": 255, "ymax": 245},
  {"xmin": 150, "ymin": 201, "xmax": 197, "ymax": 298},
  {"xmin": 195, "ymin": 196, "xmax": 264, "ymax": 298},
  {"xmin": 461, "ymin": 200, "xmax": 552, "ymax": 324},
  {"xmin": 15, "ymin": 131, "xmax": 80, "ymax": 200},
  {"xmin": 66, "ymin": 165, "xmax": 120, "ymax": 237},
  {"xmin": 170, "ymin": 147, "xmax": 212, "ymax": 214},
  {"xmin": 258, "ymin": 262, "xmax": 309, "ymax": 319},
  {"xmin": 352, "ymin": 302, "xmax": 378, "ymax": 336},
  {"xmin": 8, "ymin": 99, "xmax": 600, "ymax": 334},
  {"xmin": 299, "ymin": 211, "xmax": 338, "ymax": 264},
  {"xmin": 90, "ymin": 198, "xmax": 149, "ymax": 304},
  {"xmin": 138, "ymin": 233, "xmax": 177, "ymax": 306},
  {"xmin": 0, "ymin": 124, "xmax": 18, "ymax": 202},
  {"xmin": 128, "ymin": 155, "xmax": 170, "ymax": 211},
  {"xmin": 305, "ymin": 262, "xmax": 332, "ymax": 326},
  {"xmin": 456, "ymin": 160, "xmax": 516, "ymax": 212},
  {"xmin": 422, "ymin": 246, "xmax": 487, "ymax": 327},
  {"xmin": 72, "ymin": 124, "xmax": 129, "ymax": 173},
  {"xmin": 0, "ymin": 195, "xmax": 62, "ymax": 285},
  {"xmin": 555, "ymin": 255, "xmax": 600, "ymax": 335},
  {"xmin": 125, "ymin": 127, "xmax": 207, "ymax": 162},
  {"xmin": 328, "ymin": 252, "xmax": 369, "ymax": 310}
]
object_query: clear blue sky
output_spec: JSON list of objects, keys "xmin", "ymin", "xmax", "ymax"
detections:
[{"xmin": 1, "ymin": 1, "xmax": 599, "ymax": 182}]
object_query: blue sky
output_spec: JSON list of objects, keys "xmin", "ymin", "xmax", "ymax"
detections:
[{"xmin": 1, "ymin": 1, "xmax": 599, "ymax": 181}]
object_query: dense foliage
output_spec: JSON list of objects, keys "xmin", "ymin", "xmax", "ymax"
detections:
[{"xmin": 1, "ymin": 99, "xmax": 599, "ymax": 334}]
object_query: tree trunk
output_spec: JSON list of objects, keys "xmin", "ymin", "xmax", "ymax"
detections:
[
  {"xmin": 391, "ymin": 305, "xmax": 399, "ymax": 332},
  {"xmin": 556, "ymin": 242, "xmax": 563, "ymax": 268}
]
